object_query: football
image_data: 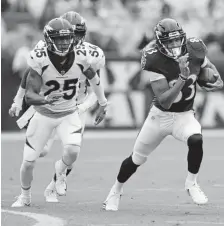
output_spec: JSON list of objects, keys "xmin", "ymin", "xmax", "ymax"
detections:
[{"xmin": 197, "ymin": 68, "xmax": 217, "ymax": 87}]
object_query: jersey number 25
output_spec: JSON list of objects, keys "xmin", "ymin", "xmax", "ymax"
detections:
[{"xmin": 44, "ymin": 79, "xmax": 78, "ymax": 100}]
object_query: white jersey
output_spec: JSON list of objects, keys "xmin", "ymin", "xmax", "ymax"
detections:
[
  {"xmin": 27, "ymin": 40, "xmax": 91, "ymax": 118},
  {"xmin": 77, "ymin": 42, "xmax": 105, "ymax": 104}
]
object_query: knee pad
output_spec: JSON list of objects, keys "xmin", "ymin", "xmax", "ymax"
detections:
[
  {"xmin": 133, "ymin": 139, "xmax": 155, "ymax": 158},
  {"xmin": 21, "ymin": 160, "xmax": 35, "ymax": 170},
  {"xmin": 188, "ymin": 134, "xmax": 203, "ymax": 148},
  {"xmin": 64, "ymin": 144, "xmax": 80, "ymax": 160},
  {"xmin": 132, "ymin": 152, "xmax": 147, "ymax": 165}
]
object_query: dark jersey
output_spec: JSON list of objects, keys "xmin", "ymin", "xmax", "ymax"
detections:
[{"xmin": 141, "ymin": 37, "xmax": 207, "ymax": 112}]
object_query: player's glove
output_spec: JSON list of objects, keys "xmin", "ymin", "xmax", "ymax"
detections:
[
  {"xmin": 44, "ymin": 92, "xmax": 64, "ymax": 105},
  {"xmin": 9, "ymin": 99, "xmax": 23, "ymax": 117},
  {"xmin": 94, "ymin": 102, "xmax": 108, "ymax": 126},
  {"xmin": 178, "ymin": 53, "xmax": 190, "ymax": 80}
]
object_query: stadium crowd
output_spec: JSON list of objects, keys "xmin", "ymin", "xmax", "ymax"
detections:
[{"xmin": 2, "ymin": 0, "xmax": 224, "ymax": 130}]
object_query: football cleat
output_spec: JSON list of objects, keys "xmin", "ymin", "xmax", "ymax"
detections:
[
  {"xmin": 44, "ymin": 189, "xmax": 59, "ymax": 203},
  {"xmin": 11, "ymin": 195, "xmax": 31, "ymax": 207},
  {"xmin": 185, "ymin": 181, "xmax": 208, "ymax": 205},
  {"xmin": 55, "ymin": 161, "xmax": 67, "ymax": 196},
  {"xmin": 103, "ymin": 186, "xmax": 123, "ymax": 211}
]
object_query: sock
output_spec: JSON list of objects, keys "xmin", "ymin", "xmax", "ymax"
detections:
[
  {"xmin": 56, "ymin": 159, "xmax": 68, "ymax": 175},
  {"xmin": 21, "ymin": 186, "xmax": 31, "ymax": 197},
  {"xmin": 53, "ymin": 166, "xmax": 72, "ymax": 181},
  {"xmin": 187, "ymin": 134, "xmax": 203, "ymax": 174},
  {"xmin": 186, "ymin": 171, "xmax": 198, "ymax": 184},
  {"xmin": 20, "ymin": 161, "xmax": 34, "ymax": 191},
  {"xmin": 113, "ymin": 179, "xmax": 124, "ymax": 193},
  {"xmin": 117, "ymin": 155, "xmax": 139, "ymax": 183},
  {"xmin": 46, "ymin": 180, "xmax": 56, "ymax": 190}
]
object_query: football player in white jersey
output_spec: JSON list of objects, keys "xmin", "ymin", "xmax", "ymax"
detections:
[
  {"xmin": 11, "ymin": 17, "xmax": 108, "ymax": 207},
  {"xmin": 43, "ymin": 12, "xmax": 107, "ymax": 202},
  {"xmin": 9, "ymin": 12, "xmax": 106, "ymax": 203}
]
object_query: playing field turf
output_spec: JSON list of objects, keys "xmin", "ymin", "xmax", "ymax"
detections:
[{"xmin": 1, "ymin": 131, "xmax": 224, "ymax": 226}]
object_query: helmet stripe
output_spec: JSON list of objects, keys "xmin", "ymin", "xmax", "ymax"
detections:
[
  {"xmin": 60, "ymin": 17, "xmax": 64, "ymax": 29},
  {"xmin": 70, "ymin": 12, "xmax": 73, "ymax": 24}
]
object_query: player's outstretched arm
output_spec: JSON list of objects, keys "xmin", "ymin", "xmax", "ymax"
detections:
[
  {"xmin": 201, "ymin": 57, "xmax": 223, "ymax": 91},
  {"xmin": 83, "ymin": 66, "xmax": 107, "ymax": 125}
]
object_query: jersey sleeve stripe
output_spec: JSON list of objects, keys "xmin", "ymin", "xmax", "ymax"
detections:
[{"xmin": 148, "ymin": 72, "xmax": 166, "ymax": 82}]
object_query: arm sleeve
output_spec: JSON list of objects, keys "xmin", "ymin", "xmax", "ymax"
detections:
[
  {"xmin": 80, "ymin": 88, "xmax": 97, "ymax": 110},
  {"xmin": 14, "ymin": 86, "xmax": 26, "ymax": 104},
  {"xmin": 148, "ymin": 71, "xmax": 166, "ymax": 82},
  {"xmin": 21, "ymin": 67, "xmax": 30, "ymax": 88},
  {"xmin": 88, "ymin": 75, "xmax": 107, "ymax": 106}
]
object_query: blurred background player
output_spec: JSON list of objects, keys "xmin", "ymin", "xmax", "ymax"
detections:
[
  {"xmin": 103, "ymin": 18, "xmax": 223, "ymax": 211},
  {"xmin": 11, "ymin": 17, "xmax": 108, "ymax": 207}
]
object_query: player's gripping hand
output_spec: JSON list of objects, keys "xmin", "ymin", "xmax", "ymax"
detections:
[
  {"xmin": 9, "ymin": 101, "xmax": 22, "ymax": 117},
  {"xmin": 44, "ymin": 92, "xmax": 64, "ymax": 105},
  {"xmin": 178, "ymin": 53, "xmax": 190, "ymax": 79},
  {"xmin": 94, "ymin": 102, "xmax": 108, "ymax": 126},
  {"xmin": 202, "ymin": 74, "xmax": 223, "ymax": 91}
]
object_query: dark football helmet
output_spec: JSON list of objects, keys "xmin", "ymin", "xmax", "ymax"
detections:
[
  {"xmin": 154, "ymin": 18, "xmax": 186, "ymax": 58},
  {"xmin": 43, "ymin": 18, "xmax": 74, "ymax": 56},
  {"xmin": 61, "ymin": 11, "xmax": 87, "ymax": 45}
]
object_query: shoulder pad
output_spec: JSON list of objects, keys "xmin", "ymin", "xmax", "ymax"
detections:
[
  {"xmin": 187, "ymin": 37, "xmax": 207, "ymax": 59},
  {"xmin": 27, "ymin": 45, "xmax": 48, "ymax": 75},
  {"xmin": 141, "ymin": 47, "xmax": 159, "ymax": 71},
  {"xmin": 75, "ymin": 44, "xmax": 91, "ymax": 72},
  {"xmin": 84, "ymin": 42, "xmax": 104, "ymax": 58},
  {"xmin": 34, "ymin": 40, "xmax": 46, "ymax": 49},
  {"xmin": 84, "ymin": 43, "xmax": 105, "ymax": 71},
  {"xmin": 92, "ymin": 53, "xmax": 105, "ymax": 71},
  {"xmin": 142, "ymin": 40, "xmax": 157, "ymax": 52}
]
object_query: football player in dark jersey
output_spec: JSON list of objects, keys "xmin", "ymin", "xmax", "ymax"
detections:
[{"xmin": 103, "ymin": 18, "xmax": 223, "ymax": 211}]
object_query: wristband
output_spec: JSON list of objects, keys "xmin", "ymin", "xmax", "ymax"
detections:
[
  {"xmin": 179, "ymin": 74, "xmax": 187, "ymax": 82},
  {"xmin": 99, "ymin": 100, "xmax": 107, "ymax": 107}
]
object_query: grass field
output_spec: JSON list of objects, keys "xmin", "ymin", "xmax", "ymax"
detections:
[{"xmin": 1, "ymin": 131, "xmax": 224, "ymax": 226}]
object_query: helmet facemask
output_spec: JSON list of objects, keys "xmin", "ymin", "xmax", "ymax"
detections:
[
  {"xmin": 44, "ymin": 27, "xmax": 74, "ymax": 56},
  {"xmin": 155, "ymin": 29, "xmax": 186, "ymax": 59},
  {"xmin": 73, "ymin": 23, "xmax": 86, "ymax": 46}
]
